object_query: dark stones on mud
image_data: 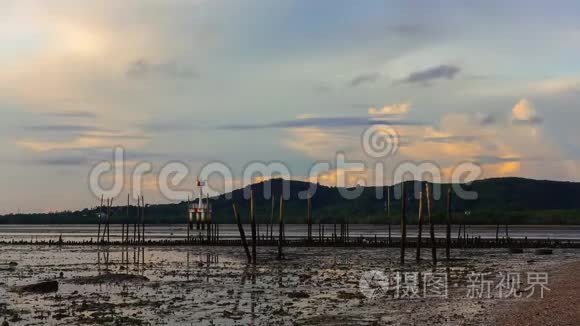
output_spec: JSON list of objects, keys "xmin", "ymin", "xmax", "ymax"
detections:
[
  {"xmin": 68, "ymin": 273, "xmax": 149, "ymax": 285},
  {"xmin": 287, "ymin": 291, "xmax": 310, "ymax": 299},
  {"xmin": 337, "ymin": 291, "xmax": 365, "ymax": 300},
  {"xmin": 10, "ymin": 280, "xmax": 58, "ymax": 294}
]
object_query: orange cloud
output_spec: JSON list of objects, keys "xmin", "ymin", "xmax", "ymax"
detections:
[{"xmin": 368, "ymin": 102, "xmax": 411, "ymax": 116}]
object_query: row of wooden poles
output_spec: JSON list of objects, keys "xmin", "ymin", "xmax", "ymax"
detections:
[
  {"xmin": 96, "ymin": 194, "xmax": 147, "ymax": 244},
  {"xmin": 231, "ymin": 183, "xmax": 460, "ymax": 266},
  {"xmin": 232, "ymin": 190, "xmax": 291, "ymax": 264}
]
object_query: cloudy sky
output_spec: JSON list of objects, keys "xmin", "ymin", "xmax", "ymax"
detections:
[{"xmin": 2, "ymin": 0, "xmax": 580, "ymax": 213}]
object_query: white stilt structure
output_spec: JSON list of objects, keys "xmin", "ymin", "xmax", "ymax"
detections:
[{"xmin": 188, "ymin": 180, "xmax": 212, "ymax": 231}]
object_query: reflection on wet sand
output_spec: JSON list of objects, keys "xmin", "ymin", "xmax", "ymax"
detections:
[{"xmin": 1, "ymin": 245, "xmax": 579, "ymax": 325}]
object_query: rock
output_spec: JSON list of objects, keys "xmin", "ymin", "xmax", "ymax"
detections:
[
  {"xmin": 509, "ymin": 248, "xmax": 524, "ymax": 254},
  {"xmin": 8, "ymin": 262, "xmax": 17, "ymax": 266},
  {"xmin": 534, "ymin": 249, "xmax": 553, "ymax": 255},
  {"xmin": 337, "ymin": 291, "xmax": 365, "ymax": 300},
  {"xmin": 11, "ymin": 280, "xmax": 58, "ymax": 294},
  {"xmin": 287, "ymin": 291, "xmax": 310, "ymax": 299},
  {"xmin": 69, "ymin": 273, "xmax": 149, "ymax": 284}
]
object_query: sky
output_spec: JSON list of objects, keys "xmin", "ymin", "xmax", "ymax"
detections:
[{"xmin": 1, "ymin": 0, "xmax": 580, "ymax": 213}]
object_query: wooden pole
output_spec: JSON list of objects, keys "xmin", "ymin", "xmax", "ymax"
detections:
[
  {"xmin": 233, "ymin": 203, "xmax": 251, "ymax": 263},
  {"xmin": 141, "ymin": 195, "xmax": 145, "ymax": 244},
  {"xmin": 387, "ymin": 188, "xmax": 391, "ymax": 246},
  {"xmin": 277, "ymin": 197, "xmax": 284, "ymax": 260},
  {"xmin": 126, "ymin": 205, "xmax": 129, "ymax": 243},
  {"xmin": 457, "ymin": 215, "xmax": 462, "ymax": 242},
  {"xmin": 400, "ymin": 182, "xmax": 406, "ymax": 265},
  {"xmin": 97, "ymin": 195, "xmax": 103, "ymax": 243},
  {"xmin": 250, "ymin": 190, "xmax": 257, "ymax": 264},
  {"xmin": 134, "ymin": 197, "xmax": 138, "ymax": 243},
  {"xmin": 206, "ymin": 195, "xmax": 211, "ymax": 244},
  {"xmin": 186, "ymin": 195, "xmax": 190, "ymax": 243},
  {"xmin": 106, "ymin": 198, "xmax": 111, "ymax": 244},
  {"xmin": 426, "ymin": 183, "xmax": 436, "ymax": 265},
  {"xmin": 125, "ymin": 194, "xmax": 129, "ymax": 244},
  {"xmin": 307, "ymin": 197, "xmax": 312, "ymax": 242},
  {"xmin": 446, "ymin": 188, "xmax": 452, "ymax": 260},
  {"xmin": 270, "ymin": 197, "xmax": 275, "ymax": 242},
  {"xmin": 416, "ymin": 190, "xmax": 423, "ymax": 261}
]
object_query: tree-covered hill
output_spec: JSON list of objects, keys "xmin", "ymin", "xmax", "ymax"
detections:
[{"xmin": 2, "ymin": 178, "xmax": 579, "ymax": 225}]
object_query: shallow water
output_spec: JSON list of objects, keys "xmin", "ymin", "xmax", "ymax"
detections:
[
  {"xmin": 1, "ymin": 224, "xmax": 579, "ymax": 242},
  {"xmin": 0, "ymin": 245, "xmax": 579, "ymax": 325}
]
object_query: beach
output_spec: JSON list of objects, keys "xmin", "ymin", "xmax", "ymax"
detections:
[{"xmin": 1, "ymin": 244, "xmax": 579, "ymax": 325}]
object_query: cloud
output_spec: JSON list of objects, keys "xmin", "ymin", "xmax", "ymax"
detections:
[
  {"xmin": 387, "ymin": 24, "xmax": 426, "ymax": 36},
  {"xmin": 368, "ymin": 103, "xmax": 411, "ymax": 116},
  {"xmin": 476, "ymin": 113, "xmax": 496, "ymax": 126},
  {"xmin": 126, "ymin": 59, "xmax": 197, "ymax": 80},
  {"xmin": 32, "ymin": 157, "xmax": 89, "ymax": 167},
  {"xmin": 23, "ymin": 125, "xmax": 114, "ymax": 133},
  {"xmin": 423, "ymin": 135, "xmax": 478, "ymax": 144},
  {"xmin": 138, "ymin": 120, "xmax": 202, "ymax": 133},
  {"xmin": 472, "ymin": 155, "xmax": 521, "ymax": 165},
  {"xmin": 219, "ymin": 116, "xmax": 423, "ymax": 130},
  {"xmin": 17, "ymin": 130, "xmax": 148, "ymax": 152},
  {"xmin": 529, "ymin": 79, "xmax": 580, "ymax": 95},
  {"xmin": 399, "ymin": 64, "xmax": 461, "ymax": 85},
  {"xmin": 43, "ymin": 111, "xmax": 97, "ymax": 119},
  {"xmin": 347, "ymin": 72, "xmax": 380, "ymax": 87},
  {"xmin": 511, "ymin": 99, "xmax": 542, "ymax": 124}
]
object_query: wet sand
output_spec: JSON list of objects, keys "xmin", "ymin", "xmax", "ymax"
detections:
[
  {"xmin": 1, "ymin": 245, "xmax": 579, "ymax": 325},
  {"xmin": 495, "ymin": 261, "xmax": 580, "ymax": 326}
]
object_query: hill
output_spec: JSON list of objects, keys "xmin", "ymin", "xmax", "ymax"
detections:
[{"xmin": 2, "ymin": 178, "xmax": 580, "ymax": 225}]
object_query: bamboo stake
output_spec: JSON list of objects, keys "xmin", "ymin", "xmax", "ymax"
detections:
[
  {"xmin": 270, "ymin": 197, "xmax": 275, "ymax": 242},
  {"xmin": 97, "ymin": 195, "xmax": 103, "ymax": 244},
  {"xmin": 106, "ymin": 198, "xmax": 112, "ymax": 244},
  {"xmin": 446, "ymin": 188, "xmax": 452, "ymax": 260},
  {"xmin": 388, "ymin": 188, "xmax": 391, "ymax": 246},
  {"xmin": 307, "ymin": 197, "xmax": 312, "ymax": 242},
  {"xmin": 250, "ymin": 190, "xmax": 257, "ymax": 264},
  {"xmin": 125, "ymin": 194, "xmax": 129, "ymax": 244},
  {"xmin": 141, "ymin": 195, "xmax": 145, "ymax": 244},
  {"xmin": 134, "ymin": 197, "xmax": 138, "ymax": 243},
  {"xmin": 187, "ymin": 195, "xmax": 190, "ymax": 243},
  {"xmin": 457, "ymin": 216, "xmax": 462, "ymax": 242},
  {"xmin": 232, "ymin": 203, "xmax": 251, "ymax": 263},
  {"xmin": 277, "ymin": 197, "xmax": 284, "ymax": 260},
  {"xmin": 426, "ymin": 183, "xmax": 436, "ymax": 265},
  {"xmin": 400, "ymin": 182, "xmax": 406, "ymax": 265},
  {"xmin": 416, "ymin": 190, "xmax": 423, "ymax": 261}
]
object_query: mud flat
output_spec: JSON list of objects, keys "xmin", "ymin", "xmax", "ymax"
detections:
[
  {"xmin": 0, "ymin": 245, "xmax": 579, "ymax": 325},
  {"xmin": 494, "ymin": 260, "xmax": 580, "ymax": 326}
]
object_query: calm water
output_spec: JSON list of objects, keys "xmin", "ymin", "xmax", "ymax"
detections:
[{"xmin": 0, "ymin": 224, "xmax": 578, "ymax": 242}]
